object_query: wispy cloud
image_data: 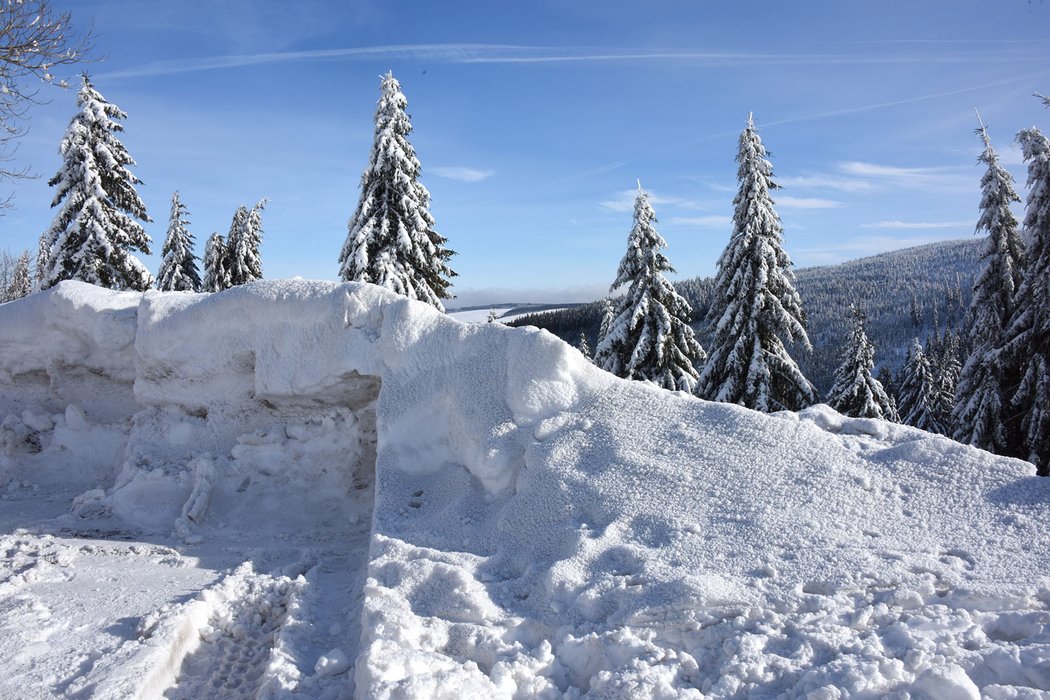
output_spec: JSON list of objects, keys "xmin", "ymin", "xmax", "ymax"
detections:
[
  {"xmin": 551, "ymin": 159, "xmax": 630, "ymax": 185},
  {"xmin": 755, "ymin": 70, "xmax": 1050, "ymax": 131},
  {"xmin": 995, "ymin": 142, "xmax": 1025, "ymax": 167},
  {"xmin": 839, "ymin": 161, "xmax": 972, "ymax": 192},
  {"xmin": 97, "ymin": 44, "xmax": 526, "ymax": 79},
  {"xmin": 430, "ymin": 166, "xmax": 495, "ymax": 183},
  {"xmin": 778, "ymin": 174, "xmax": 874, "ymax": 192},
  {"xmin": 775, "ymin": 196, "xmax": 841, "ymax": 209},
  {"xmin": 666, "ymin": 215, "xmax": 732, "ymax": 228},
  {"xmin": 97, "ymin": 44, "xmax": 1050, "ymax": 81},
  {"xmin": 599, "ymin": 188, "xmax": 700, "ymax": 213},
  {"xmin": 861, "ymin": 220, "xmax": 973, "ymax": 230}
]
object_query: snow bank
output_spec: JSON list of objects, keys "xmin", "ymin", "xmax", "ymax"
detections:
[{"xmin": 1, "ymin": 280, "xmax": 1049, "ymax": 698}]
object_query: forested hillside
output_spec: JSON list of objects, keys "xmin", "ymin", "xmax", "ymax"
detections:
[{"xmin": 508, "ymin": 238, "xmax": 982, "ymax": 394}]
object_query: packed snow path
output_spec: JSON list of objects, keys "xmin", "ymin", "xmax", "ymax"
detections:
[{"xmin": 1, "ymin": 280, "xmax": 1049, "ymax": 698}]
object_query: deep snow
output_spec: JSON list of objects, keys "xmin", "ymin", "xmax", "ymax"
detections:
[{"xmin": 0, "ymin": 280, "xmax": 1048, "ymax": 699}]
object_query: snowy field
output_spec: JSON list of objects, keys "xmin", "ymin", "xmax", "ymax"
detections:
[
  {"xmin": 447, "ymin": 306, "xmax": 570, "ymax": 325},
  {"xmin": 1, "ymin": 281, "xmax": 1048, "ymax": 699}
]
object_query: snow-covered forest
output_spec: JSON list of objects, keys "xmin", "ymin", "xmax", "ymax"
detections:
[{"xmin": 2, "ymin": 2, "xmax": 1050, "ymax": 697}]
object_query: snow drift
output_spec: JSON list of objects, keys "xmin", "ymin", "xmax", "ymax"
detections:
[{"xmin": 1, "ymin": 280, "xmax": 1049, "ymax": 698}]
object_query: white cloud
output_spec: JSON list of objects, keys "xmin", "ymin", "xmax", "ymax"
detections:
[
  {"xmin": 430, "ymin": 166, "xmax": 495, "ymax": 183},
  {"xmin": 599, "ymin": 188, "xmax": 698, "ymax": 213},
  {"xmin": 838, "ymin": 161, "xmax": 972, "ymax": 192},
  {"xmin": 778, "ymin": 175, "xmax": 874, "ymax": 193},
  {"xmin": 996, "ymin": 142, "xmax": 1025, "ymax": 167},
  {"xmin": 861, "ymin": 220, "xmax": 973, "ymax": 230},
  {"xmin": 666, "ymin": 215, "xmax": 732, "ymax": 228},
  {"xmin": 775, "ymin": 196, "xmax": 841, "ymax": 209}
]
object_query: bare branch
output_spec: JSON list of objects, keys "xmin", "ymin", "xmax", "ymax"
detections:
[{"xmin": 0, "ymin": 0, "xmax": 94, "ymax": 206}]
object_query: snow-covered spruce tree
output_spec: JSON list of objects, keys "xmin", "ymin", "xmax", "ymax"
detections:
[
  {"xmin": 202, "ymin": 233, "xmax": 230, "ymax": 293},
  {"xmin": 930, "ymin": 328, "xmax": 961, "ymax": 434},
  {"xmin": 35, "ymin": 234, "xmax": 49, "ymax": 288},
  {"xmin": 5, "ymin": 250, "xmax": 31, "ymax": 300},
  {"xmin": 576, "ymin": 331, "xmax": 592, "ymax": 361},
  {"xmin": 592, "ymin": 184, "xmax": 705, "ymax": 392},
  {"xmin": 897, "ymin": 338, "xmax": 944, "ymax": 434},
  {"xmin": 952, "ymin": 118, "xmax": 1026, "ymax": 453},
  {"xmin": 338, "ymin": 72, "xmax": 456, "ymax": 310},
  {"xmin": 155, "ymin": 191, "xmax": 201, "ymax": 292},
  {"xmin": 1003, "ymin": 127, "xmax": 1050, "ymax": 475},
  {"xmin": 697, "ymin": 114, "xmax": 816, "ymax": 411},
  {"xmin": 225, "ymin": 199, "xmax": 266, "ymax": 287},
  {"xmin": 592, "ymin": 298, "xmax": 616, "ymax": 368},
  {"xmin": 40, "ymin": 74, "xmax": 152, "ymax": 290},
  {"xmin": 826, "ymin": 305, "xmax": 898, "ymax": 421}
]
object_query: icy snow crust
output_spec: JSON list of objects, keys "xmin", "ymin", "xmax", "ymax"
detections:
[{"xmin": 1, "ymin": 280, "xmax": 1049, "ymax": 698}]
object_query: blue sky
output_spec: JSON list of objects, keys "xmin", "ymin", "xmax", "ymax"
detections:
[{"xmin": 2, "ymin": 0, "xmax": 1049, "ymax": 306}]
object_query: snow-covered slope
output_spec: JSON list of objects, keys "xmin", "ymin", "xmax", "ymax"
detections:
[{"xmin": 1, "ymin": 281, "xmax": 1048, "ymax": 699}]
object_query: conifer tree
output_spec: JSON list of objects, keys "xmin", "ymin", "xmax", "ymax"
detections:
[
  {"xmin": 40, "ymin": 75, "xmax": 152, "ymax": 290},
  {"xmin": 35, "ymin": 234, "xmax": 49, "ymax": 288},
  {"xmin": 1003, "ymin": 127, "xmax": 1050, "ymax": 475},
  {"xmin": 698, "ymin": 114, "xmax": 816, "ymax": 411},
  {"xmin": 576, "ymin": 331, "xmax": 592, "ymax": 361},
  {"xmin": 593, "ymin": 184, "xmax": 705, "ymax": 392},
  {"xmin": 826, "ymin": 305, "xmax": 898, "ymax": 421},
  {"xmin": 953, "ymin": 118, "xmax": 1026, "ymax": 453},
  {"xmin": 897, "ymin": 338, "xmax": 944, "ymax": 433},
  {"xmin": 202, "ymin": 233, "xmax": 230, "ymax": 293},
  {"xmin": 338, "ymin": 72, "xmax": 456, "ymax": 310},
  {"xmin": 155, "ymin": 191, "xmax": 201, "ymax": 292},
  {"xmin": 225, "ymin": 199, "xmax": 265, "ymax": 287},
  {"xmin": 931, "ymin": 329, "xmax": 960, "ymax": 433},
  {"xmin": 6, "ymin": 250, "xmax": 31, "ymax": 300},
  {"xmin": 592, "ymin": 298, "xmax": 616, "ymax": 368}
]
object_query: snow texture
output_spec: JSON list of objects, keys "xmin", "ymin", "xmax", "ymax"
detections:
[{"xmin": 1, "ymin": 280, "xmax": 1049, "ymax": 698}]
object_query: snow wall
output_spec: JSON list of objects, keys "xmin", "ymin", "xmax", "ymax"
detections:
[{"xmin": 2, "ymin": 280, "xmax": 1050, "ymax": 698}]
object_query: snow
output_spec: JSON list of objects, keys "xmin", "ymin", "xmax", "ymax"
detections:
[{"xmin": 1, "ymin": 279, "xmax": 1049, "ymax": 698}]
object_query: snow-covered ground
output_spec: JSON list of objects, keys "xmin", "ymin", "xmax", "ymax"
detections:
[
  {"xmin": 447, "ymin": 306, "xmax": 570, "ymax": 325},
  {"xmin": 1, "ymin": 281, "xmax": 1048, "ymax": 699}
]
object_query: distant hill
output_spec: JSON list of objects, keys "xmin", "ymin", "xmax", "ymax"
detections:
[{"xmin": 508, "ymin": 238, "xmax": 983, "ymax": 395}]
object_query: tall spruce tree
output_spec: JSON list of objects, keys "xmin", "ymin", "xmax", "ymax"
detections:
[
  {"xmin": 826, "ymin": 305, "xmax": 898, "ymax": 421},
  {"xmin": 1004, "ymin": 127, "xmax": 1050, "ymax": 475},
  {"xmin": 155, "ymin": 191, "xmax": 201, "ymax": 292},
  {"xmin": 202, "ymin": 233, "xmax": 230, "ymax": 293},
  {"xmin": 225, "ymin": 199, "xmax": 265, "ymax": 287},
  {"xmin": 698, "ymin": 114, "xmax": 816, "ymax": 411},
  {"xmin": 898, "ymin": 338, "xmax": 943, "ymax": 433},
  {"xmin": 338, "ymin": 72, "xmax": 456, "ymax": 310},
  {"xmin": 953, "ymin": 117, "xmax": 1026, "ymax": 453},
  {"xmin": 40, "ymin": 75, "xmax": 152, "ymax": 290},
  {"xmin": 593, "ymin": 184, "xmax": 705, "ymax": 392}
]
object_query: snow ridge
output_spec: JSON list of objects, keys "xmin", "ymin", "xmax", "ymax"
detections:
[{"xmin": 1, "ymin": 280, "xmax": 1049, "ymax": 698}]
